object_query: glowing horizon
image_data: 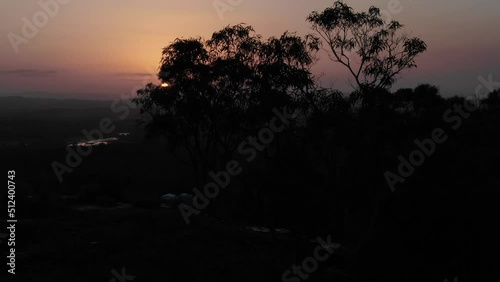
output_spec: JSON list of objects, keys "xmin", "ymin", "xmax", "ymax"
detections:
[{"xmin": 0, "ymin": 0, "xmax": 499, "ymax": 99}]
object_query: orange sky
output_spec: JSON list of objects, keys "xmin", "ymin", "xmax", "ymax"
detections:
[{"xmin": 1, "ymin": 0, "xmax": 499, "ymax": 99}]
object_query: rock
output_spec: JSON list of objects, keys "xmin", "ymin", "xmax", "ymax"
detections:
[
  {"xmin": 161, "ymin": 193, "xmax": 177, "ymax": 201},
  {"xmin": 160, "ymin": 193, "xmax": 179, "ymax": 207}
]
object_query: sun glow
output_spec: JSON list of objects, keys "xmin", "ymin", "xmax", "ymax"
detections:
[{"xmin": 161, "ymin": 83, "xmax": 170, "ymax": 88}]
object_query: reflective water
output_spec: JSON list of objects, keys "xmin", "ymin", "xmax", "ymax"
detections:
[{"xmin": 68, "ymin": 137, "xmax": 119, "ymax": 147}]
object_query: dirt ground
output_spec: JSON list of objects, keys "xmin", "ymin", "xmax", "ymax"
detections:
[{"xmin": 5, "ymin": 200, "xmax": 348, "ymax": 282}]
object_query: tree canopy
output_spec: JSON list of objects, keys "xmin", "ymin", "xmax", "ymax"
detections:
[
  {"xmin": 307, "ymin": 1, "xmax": 427, "ymax": 90},
  {"xmin": 133, "ymin": 24, "xmax": 318, "ymax": 186}
]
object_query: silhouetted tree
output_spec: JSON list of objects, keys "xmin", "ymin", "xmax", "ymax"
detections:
[
  {"xmin": 484, "ymin": 89, "xmax": 500, "ymax": 106},
  {"xmin": 412, "ymin": 84, "xmax": 444, "ymax": 113},
  {"xmin": 307, "ymin": 1, "xmax": 427, "ymax": 91},
  {"xmin": 133, "ymin": 24, "xmax": 318, "ymax": 196},
  {"xmin": 393, "ymin": 87, "xmax": 415, "ymax": 112}
]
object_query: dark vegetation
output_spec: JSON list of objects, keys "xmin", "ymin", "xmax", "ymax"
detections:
[{"xmin": 1, "ymin": 2, "xmax": 498, "ymax": 282}]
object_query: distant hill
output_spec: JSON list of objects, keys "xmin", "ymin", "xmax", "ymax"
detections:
[
  {"xmin": 0, "ymin": 96, "xmax": 112, "ymax": 114},
  {"xmin": 0, "ymin": 96, "xmax": 143, "ymax": 149},
  {"xmin": 0, "ymin": 91, "xmax": 118, "ymax": 100}
]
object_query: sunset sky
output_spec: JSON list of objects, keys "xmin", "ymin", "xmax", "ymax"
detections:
[{"xmin": 1, "ymin": 0, "xmax": 499, "ymax": 99}]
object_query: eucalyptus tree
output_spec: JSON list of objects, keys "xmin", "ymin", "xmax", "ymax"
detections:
[
  {"xmin": 307, "ymin": 1, "xmax": 427, "ymax": 92},
  {"xmin": 133, "ymin": 24, "xmax": 318, "ymax": 187}
]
